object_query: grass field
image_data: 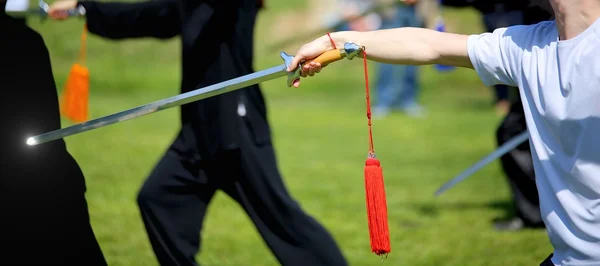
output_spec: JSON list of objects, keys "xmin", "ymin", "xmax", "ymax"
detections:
[{"xmin": 29, "ymin": 1, "xmax": 553, "ymax": 265}]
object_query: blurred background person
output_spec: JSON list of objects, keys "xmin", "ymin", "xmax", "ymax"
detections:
[
  {"xmin": 373, "ymin": 0, "xmax": 425, "ymax": 118},
  {"xmin": 493, "ymin": 2, "xmax": 553, "ymax": 231},
  {"xmin": 48, "ymin": 0, "xmax": 348, "ymax": 265},
  {"xmin": 330, "ymin": 0, "xmax": 425, "ymax": 118},
  {"xmin": 441, "ymin": 0, "xmax": 529, "ymax": 115},
  {"xmin": 441, "ymin": 0, "xmax": 553, "ymax": 231}
]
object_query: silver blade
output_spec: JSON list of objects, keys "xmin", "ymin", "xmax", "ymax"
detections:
[
  {"xmin": 434, "ymin": 131, "xmax": 530, "ymax": 196},
  {"xmin": 26, "ymin": 64, "xmax": 287, "ymax": 146}
]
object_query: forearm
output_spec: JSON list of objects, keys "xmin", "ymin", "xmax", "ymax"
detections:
[{"xmin": 326, "ymin": 28, "xmax": 473, "ymax": 68}]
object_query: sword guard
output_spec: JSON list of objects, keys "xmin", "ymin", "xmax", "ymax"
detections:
[{"xmin": 280, "ymin": 52, "xmax": 300, "ymax": 87}]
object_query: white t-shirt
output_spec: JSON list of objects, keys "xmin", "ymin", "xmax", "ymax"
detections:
[
  {"xmin": 4, "ymin": 0, "xmax": 29, "ymax": 12},
  {"xmin": 467, "ymin": 19, "xmax": 600, "ymax": 266}
]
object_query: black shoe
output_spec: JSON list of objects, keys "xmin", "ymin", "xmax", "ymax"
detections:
[{"xmin": 493, "ymin": 217, "xmax": 525, "ymax": 231}]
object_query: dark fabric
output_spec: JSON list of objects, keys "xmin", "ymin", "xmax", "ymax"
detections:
[
  {"xmin": 496, "ymin": 99, "xmax": 544, "ymax": 226},
  {"xmin": 0, "ymin": 12, "xmax": 106, "ymax": 265},
  {"xmin": 540, "ymin": 254, "xmax": 555, "ymax": 266},
  {"xmin": 492, "ymin": 2, "xmax": 552, "ymax": 227},
  {"xmin": 77, "ymin": 0, "xmax": 346, "ymax": 265},
  {"xmin": 79, "ymin": 0, "xmax": 269, "ymax": 159},
  {"xmin": 137, "ymin": 117, "xmax": 347, "ymax": 266},
  {"xmin": 523, "ymin": 5, "xmax": 554, "ymax": 24},
  {"xmin": 441, "ymin": 0, "xmax": 529, "ymax": 14}
]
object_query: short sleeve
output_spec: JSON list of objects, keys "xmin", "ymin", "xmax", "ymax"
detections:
[{"xmin": 467, "ymin": 27, "xmax": 523, "ymax": 87}]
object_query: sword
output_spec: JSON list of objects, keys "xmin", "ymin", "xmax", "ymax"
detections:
[
  {"xmin": 434, "ymin": 131, "xmax": 530, "ymax": 196},
  {"xmin": 26, "ymin": 43, "xmax": 364, "ymax": 146}
]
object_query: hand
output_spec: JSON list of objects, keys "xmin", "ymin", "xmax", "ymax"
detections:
[
  {"xmin": 48, "ymin": 0, "xmax": 78, "ymax": 20},
  {"xmin": 286, "ymin": 36, "xmax": 330, "ymax": 88}
]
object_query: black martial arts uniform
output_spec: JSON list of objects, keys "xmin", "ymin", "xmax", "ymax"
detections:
[
  {"xmin": 493, "ymin": 5, "xmax": 552, "ymax": 231},
  {"xmin": 74, "ymin": 0, "xmax": 347, "ymax": 265},
  {"xmin": 441, "ymin": 0, "xmax": 552, "ymax": 230},
  {"xmin": 0, "ymin": 5, "xmax": 106, "ymax": 265},
  {"xmin": 495, "ymin": 96, "xmax": 545, "ymax": 229}
]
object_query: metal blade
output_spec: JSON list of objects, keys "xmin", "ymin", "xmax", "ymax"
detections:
[
  {"xmin": 434, "ymin": 131, "xmax": 530, "ymax": 196},
  {"xmin": 26, "ymin": 62, "xmax": 289, "ymax": 146}
]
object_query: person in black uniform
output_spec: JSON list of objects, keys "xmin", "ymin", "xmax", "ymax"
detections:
[
  {"xmin": 440, "ymin": 0, "xmax": 531, "ymax": 114},
  {"xmin": 440, "ymin": 0, "xmax": 553, "ymax": 231},
  {"xmin": 489, "ymin": 2, "xmax": 553, "ymax": 231},
  {"xmin": 48, "ymin": 1, "xmax": 348, "ymax": 265},
  {"xmin": 0, "ymin": 2, "xmax": 107, "ymax": 265}
]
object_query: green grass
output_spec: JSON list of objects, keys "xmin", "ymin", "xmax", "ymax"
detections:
[{"xmin": 28, "ymin": 1, "xmax": 552, "ymax": 265}]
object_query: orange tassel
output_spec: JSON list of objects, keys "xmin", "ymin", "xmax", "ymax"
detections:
[
  {"xmin": 60, "ymin": 24, "xmax": 90, "ymax": 123},
  {"xmin": 61, "ymin": 63, "xmax": 89, "ymax": 122},
  {"xmin": 365, "ymin": 157, "xmax": 391, "ymax": 256}
]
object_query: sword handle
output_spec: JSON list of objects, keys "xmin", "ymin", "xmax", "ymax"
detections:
[{"xmin": 306, "ymin": 49, "xmax": 344, "ymax": 67}]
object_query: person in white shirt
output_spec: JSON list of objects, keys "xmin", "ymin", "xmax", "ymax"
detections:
[{"xmin": 287, "ymin": 0, "xmax": 600, "ymax": 265}]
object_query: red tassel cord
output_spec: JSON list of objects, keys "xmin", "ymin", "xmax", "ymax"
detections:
[
  {"xmin": 362, "ymin": 49, "xmax": 391, "ymax": 256},
  {"xmin": 325, "ymin": 33, "xmax": 390, "ymax": 257}
]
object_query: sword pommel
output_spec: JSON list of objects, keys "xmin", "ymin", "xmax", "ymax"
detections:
[
  {"xmin": 343, "ymin": 42, "xmax": 362, "ymax": 60},
  {"xmin": 281, "ymin": 42, "xmax": 364, "ymax": 87}
]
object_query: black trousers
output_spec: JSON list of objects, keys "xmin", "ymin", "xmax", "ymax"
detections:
[
  {"xmin": 136, "ymin": 121, "xmax": 347, "ymax": 266},
  {"xmin": 495, "ymin": 98, "xmax": 544, "ymax": 227},
  {"xmin": 540, "ymin": 254, "xmax": 554, "ymax": 266},
  {"xmin": 0, "ymin": 157, "xmax": 107, "ymax": 265}
]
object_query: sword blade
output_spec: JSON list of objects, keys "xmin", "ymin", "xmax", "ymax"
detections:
[
  {"xmin": 26, "ymin": 64, "xmax": 286, "ymax": 146},
  {"xmin": 434, "ymin": 131, "xmax": 530, "ymax": 196}
]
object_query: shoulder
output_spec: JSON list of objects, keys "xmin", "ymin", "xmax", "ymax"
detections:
[
  {"xmin": 499, "ymin": 21, "xmax": 556, "ymax": 49},
  {"xmin": 469, "ymin": 21, "xmax": 556, "ymax": 55}
]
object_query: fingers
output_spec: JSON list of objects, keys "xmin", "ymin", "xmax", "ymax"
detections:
[
  {"xmin": 300, "ymin": 62, "xmax": 321, "ymax": 77},
  {"xmin": 288, "ymin": 62, "xmax": 324, "ymax": 88},
  {"xmin": 48, "ymin": 10, "xmax": 68, "ymax": 20},
  {"xmin": 47, "ymin": 1, "xmax": 77, "ymax": 20},
  {"xmin": 48, "ymin": 7, "xmax": 67, "ymax": 20}
]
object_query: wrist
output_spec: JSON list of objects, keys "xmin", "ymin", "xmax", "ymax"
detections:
[{"xmin": 329, "ymin": 32, "xmax": 357, "ymax": 50}]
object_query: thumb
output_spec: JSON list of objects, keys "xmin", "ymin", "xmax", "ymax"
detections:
[{"xmin": 287, "ymin": 53, "xmax": 304, "ymax": 72}]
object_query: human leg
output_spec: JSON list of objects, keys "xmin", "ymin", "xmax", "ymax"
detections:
[
  {"xmin": 210, "ymin": 117, "xmax": 347, "ymax": 265},
  {"xmin": 137, "ymin": 133, "xmax": 218, "ymax": 266},
  {"xmin": 494, "ymin": 99, "xmax": 544, "ymax": 231}
]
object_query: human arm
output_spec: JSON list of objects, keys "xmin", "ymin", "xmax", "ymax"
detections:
[
  {"xmin": 48, "ymin": 0, "xmax": 181, "ymax": 39},
  {"xmin": 289, "ymin": 26, "xmax": 523, "ymax": 88},
  {"xmin": 287, "ymin": 28, "xmax": 472, "ymax": 87}
]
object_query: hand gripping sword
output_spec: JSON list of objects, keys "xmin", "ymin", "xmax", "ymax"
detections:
[
  {"xmin": 5, "ymin": 0, "xmax": 84, "ymax": 21},
  {"xmin": 26, "ymin": 43, "xmax": 364, "ymax": 146}
]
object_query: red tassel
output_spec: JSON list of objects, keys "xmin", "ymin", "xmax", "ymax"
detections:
[
  {"xmin": 327, "ymin": 31, "xmax": 393, "ymax": 256},
  {"xmin": 365, "ymin": 157, "xmax": 391, "ymax": 256}
]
